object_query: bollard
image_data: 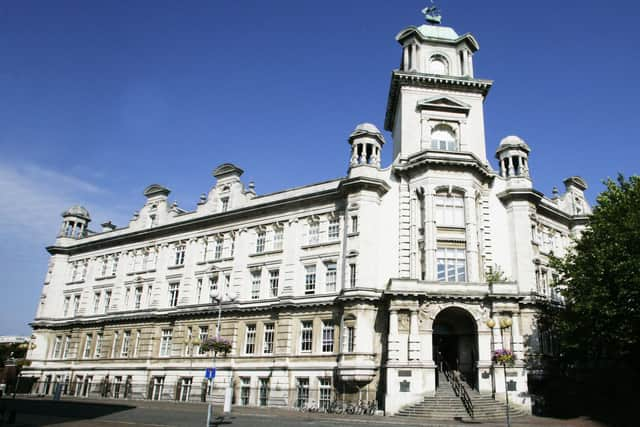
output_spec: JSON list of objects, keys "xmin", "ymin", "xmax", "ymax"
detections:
[
  {"xmin": 223, "ymin": 386, "xmax": 232, "ymax": 413},
  {"xmin": 205, "ymin": 402, "xmax": 212, "ymax": 427}
]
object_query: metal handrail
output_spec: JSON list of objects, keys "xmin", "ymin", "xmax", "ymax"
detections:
[{"xmin": 442, "ymin": 361, "xmax": 474, "ymax": 419}]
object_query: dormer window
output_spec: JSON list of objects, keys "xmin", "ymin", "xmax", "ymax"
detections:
[
  {"xmin": 431, "ymin": 124, "xmax": 458, "ymax": 151},
  {"xmin": 255, "ymin": 230, "xmax": 266, "ymax": 253},
  {"xmin": 220, "ymin": 197, "xmax": 229, "ymax": 212},
  {"xmin": 174, "ymin": 245, "xmax": 186, "ymax": 266},
  {"xmin": 429, "ymin": 54, "xmax": 449, "ymax": 75}
]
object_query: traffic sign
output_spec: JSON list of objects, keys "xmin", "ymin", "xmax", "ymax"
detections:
[{"xmin": 205, "ymin": 368, "xmax": 216, "ymax": 379}]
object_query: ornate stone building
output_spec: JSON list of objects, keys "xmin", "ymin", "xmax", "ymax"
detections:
[{"xmin": 26, "ymin": 10, "xmax": 590, "ymax": 416}]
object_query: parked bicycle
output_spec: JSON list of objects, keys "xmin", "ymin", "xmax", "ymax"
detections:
[{"xmin": 298, "ymin": 399, "xmax": 319, "ymax": 412}]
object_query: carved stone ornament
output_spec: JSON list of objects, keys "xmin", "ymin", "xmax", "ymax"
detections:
[
  {"xmin": 419, "ymin": 303, "xmax": 443, "ymax": 324},
  {"xmin": 398, "ymin": 312, "xmax": 410, "ymax": 332},
  {"xmin": 419, "ymin": 302, "xmax": 489, "ymax": 324}
]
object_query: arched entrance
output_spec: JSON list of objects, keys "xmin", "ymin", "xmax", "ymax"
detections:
[{"xmin": 432, "ymin": 306, "xmax": 478, "ymax": 388}]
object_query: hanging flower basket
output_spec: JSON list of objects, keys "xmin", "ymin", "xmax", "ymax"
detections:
[
  {"xmin": 201, "ymin": 337, "xmax": 232, "ymax": 355},
  {"xmin": 492, "ymin": 349, "xmax": 516, "ymax": 366}
]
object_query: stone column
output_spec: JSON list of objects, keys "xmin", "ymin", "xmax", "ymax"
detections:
[
  {"xmin": 464, "ymin": 193, "xmax": 479, "ymax": 282},
  {"xmin": 477, "ymin": 328, "xmax": 494, "ymax": 394},
  {"xmin": 410, "ymin": 196, "xmax": 418, "ymax": 279},
  {"xmin": 425, "ymin": 191, "xmax": 437, "ymax": 280},
  {"xmin": 388, "ymin": 309, "xmax": 400, "ymax": 360},
  {"xmin": 491, "ymin": 316, "xmax": 502, "ymax": 351},
  {"xmin": 408, "ymin": 309, "xmax": 420, "ymax": 360},
  {"xmin": 511, "ymin": 312, "xmax": 524, "ymax": 358},
  {"xmin": 403, "ymin": 46, "xmax": 408, "ymax": 70},
  {"xmin": 350, "ymin": 145, "xmax": 358, "ymax": 166}
]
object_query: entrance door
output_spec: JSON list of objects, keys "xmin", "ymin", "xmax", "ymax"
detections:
[{"xmin": 432, "ymin": 307, "xmax": 478, "ymax": 388}]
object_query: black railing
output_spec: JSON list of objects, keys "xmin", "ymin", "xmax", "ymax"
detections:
[
  {"xmin": 18, "ymin": 380, "xmax": 376, "ymax": 412},
  {"xmin": 442, "ymin": 361, "xmax": 474, "ymax": 419}
]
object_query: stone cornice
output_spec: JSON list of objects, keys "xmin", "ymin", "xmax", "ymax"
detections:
[
  {"xmin": 385, "ymin": 71, "xmax": 493, "ymax": 131},
  {"xmin": 47, "ymin": 184, "xmax": 345, "ymax": 256},
  {"xmin": 30, "ymin": 291, "xmax": 384, "ymax": 330},
  {"xmin": 337, "ymin": 176, "xmax": 391, "ymax": 197},
  {"xmin": 393, "ymin": 150, "xmax": 495, "ymax": 182},
  {"xmin": 496, "ymin": 188, "xmax": 544, "ymax": 205},
  {"xmin": 498, "ymin": 188, "xmax": 589, "ymax": 226}
]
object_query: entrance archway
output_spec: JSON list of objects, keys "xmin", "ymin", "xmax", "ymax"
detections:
[{"xmin": 432, "ymin": 306, "xmax": 478, "ymax": 388}]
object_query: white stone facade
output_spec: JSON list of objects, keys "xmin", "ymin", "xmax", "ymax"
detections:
[{"xmin": 26, "ymin": 15, "xmax": 590, "ymax": 415}]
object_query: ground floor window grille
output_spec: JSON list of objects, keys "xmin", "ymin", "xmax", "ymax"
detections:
[
  {"xmin": 82, "ymin": 376, "xmax": 93, "ymax": 397},
  {"xmin": 259, "ymin": 378, "xmax": 269, "ymax": 406},
  {"xmin": 296, "ymin": 377, "xmax": 309, "ymax": 408},
  {"xmin": 240, "ymin": 377, "xmax": 251, "ymax": 406},
  {"xmin": 319, "ymin": 377, "xmax": 332, "ymax": 410},
  {"xmin": 113, "ymin": 376, "xmax": 122, "ymax": 399}
]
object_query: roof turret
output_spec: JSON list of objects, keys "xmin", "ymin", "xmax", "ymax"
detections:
[{"xmin": 62, "ymin": 205, "xmax": 90, "ymax": 220}]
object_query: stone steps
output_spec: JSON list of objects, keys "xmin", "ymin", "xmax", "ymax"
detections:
[{"xmin": 396, "ymin": 372, "xmax": 528, "ymax": 421}]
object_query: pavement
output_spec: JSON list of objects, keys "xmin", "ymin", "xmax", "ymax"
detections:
[{"xmin": 0, "ymin": 396, "xmax": 609, "ymax": 427}]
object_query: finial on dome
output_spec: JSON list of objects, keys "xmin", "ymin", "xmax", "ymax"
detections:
[{"xmin": 422, "ymin": 1, "xmax": 442, "ymax": 25}]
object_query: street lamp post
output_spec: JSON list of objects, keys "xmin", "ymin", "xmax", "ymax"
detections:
[
  {"xmin": 486, "ymin": 317, "xmax": 513, "ymax": 427},
  {"xmin": 205, "ymin": 284, "xmax": 235, "ymax": 425},
  {"xmin": 485, "ymin": 319, "xmax": 496, "ymax": 399},
  {"xmin": 499, "ymin": 318, "xmax": 513, "ymax": 427}
]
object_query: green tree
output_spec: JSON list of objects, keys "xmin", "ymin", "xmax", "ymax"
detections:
[
  {"xmin": 549, "ymin": 175, "xmax": 640, "ymax": 366},
  {"xmin": 534, "ymin": 175, "xmax": 640, "ymax": 422},
  {"xmin": 0, "ymin": 344, "xmax": 27, "ymax": 368}
]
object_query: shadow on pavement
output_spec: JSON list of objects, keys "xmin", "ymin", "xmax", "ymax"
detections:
[
  {"xmin": 210, "ymin": 415, "xmax": 234, "ymax": 426},
  {"xmin": 0, "ymin": 397, "xmax": 135, "ymax": 426}
]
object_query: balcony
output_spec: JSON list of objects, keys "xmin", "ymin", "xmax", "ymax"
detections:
[
  {"xmin": 386, "ymin": 278, "xmax": 519, "ymax": 298},
  {"xmin": 336, "ymin": 352, "xmax": 377, "ymax": 383}
]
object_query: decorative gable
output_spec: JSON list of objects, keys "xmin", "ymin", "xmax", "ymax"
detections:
[{"xmin": 417, "ymin": 96, "xmax": 471, "ymax": 116}]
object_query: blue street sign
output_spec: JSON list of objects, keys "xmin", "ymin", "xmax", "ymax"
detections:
[{"xmin": 205, "ymin": 368, "xmax": 216, "ymax": 379}]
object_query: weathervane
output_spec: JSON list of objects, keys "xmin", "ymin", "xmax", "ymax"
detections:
[{"xmin": 422, "ymin": 1, "xmax": 442, "ymax": 25}]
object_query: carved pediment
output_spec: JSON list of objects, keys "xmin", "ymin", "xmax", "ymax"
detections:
[{"xmin": 417, "ymin": 96, "xmax": 471, "ymax": 115}]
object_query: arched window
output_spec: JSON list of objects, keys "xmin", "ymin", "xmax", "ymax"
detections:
[
  {"xmin": 430, "ymin": 55, "xmax": 449, "ymax": 75},
  {"xmin": 431, "ymin": 124, "xmax": 458, "ymax": 151}
]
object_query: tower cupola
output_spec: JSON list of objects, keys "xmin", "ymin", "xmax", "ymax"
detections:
[
  {"xmin": 395, "ymin": 7, "xmax": 479, "ymax": 78},
  {"xmin": 59, "ymin": 205, "xmax": 91, "ymax": 238},
  {"xmin": 348, "ymin": 123, "xmax": 385, "ymax": 168},
  {"xmin": 496, "ymin": 135, "xmax": 531, "ymax": 178}
]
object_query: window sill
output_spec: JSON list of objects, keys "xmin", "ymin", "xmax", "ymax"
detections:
[
  {"xmin": 436, "ymin": 226, "xmax": 466, "ymax": 233},
  {"xmin": 249, "ymin": 249, "xmax": 283, "ymax": 257},
  {"xmin": 347, "ymin": 232, "xmax": 359, "ymax": 238},
  {"xmin": 167, "ymin": 264, "xmax": 184, "ymax": 270},
  {"xmin": 65, "ymin": 280, "xmax": 85, "ymax": 285},
  {"xmin": 198, "ymin": 257, "xmax": 234, "ymax": 265},
  {"xmin": 95, "ymin": 275, "xmax": 116, "ymax": 281},
  {"xmin": 301, "ymin": 240, "xmax": 340, "ymax": 250},
  {"xmin": 126, "ymin": 269, "xmax": 156, "ymax": 276}
]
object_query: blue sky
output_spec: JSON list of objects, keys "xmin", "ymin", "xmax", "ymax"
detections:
[{"xmin": 1, "ymin": 1, "xmax": 638, "ymax": 335}]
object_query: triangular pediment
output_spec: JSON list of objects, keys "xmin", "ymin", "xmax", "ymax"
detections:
[{"xmin": 417, "ymin": 96, "xmax": 471, "ymax": 115}]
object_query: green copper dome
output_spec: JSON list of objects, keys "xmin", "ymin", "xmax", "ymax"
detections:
[{"xmin": 416, "ymin": 24, "xmax": 459, "ymax": 41}]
